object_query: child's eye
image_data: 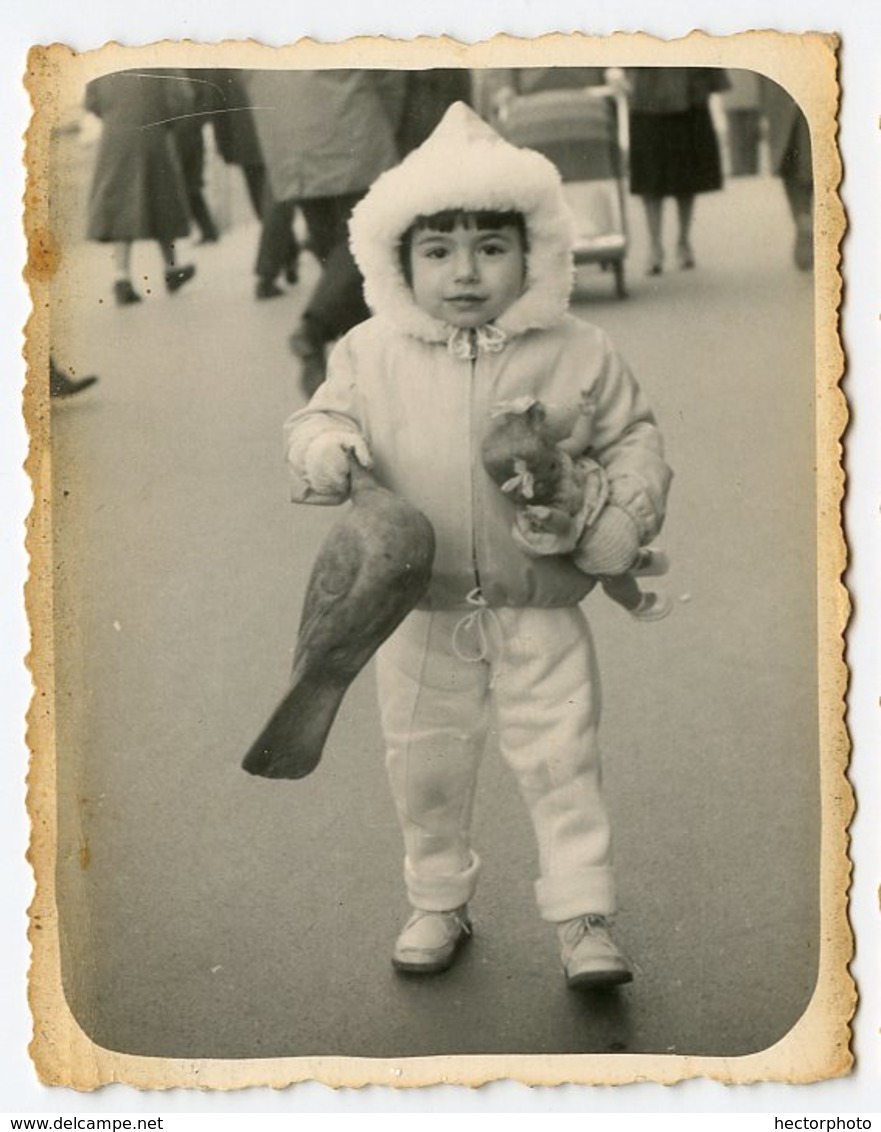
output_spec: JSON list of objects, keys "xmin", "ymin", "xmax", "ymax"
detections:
[
  {"xmin": 422, "ymin": 246, "xmax": 448, "ymax": 259},
  {"xmin": 480, "ymin": 242, "xmax": 508, "ymax": 256}
]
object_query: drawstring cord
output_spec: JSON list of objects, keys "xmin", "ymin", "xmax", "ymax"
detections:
[
  {"xmin": 451, "ymin": 588, "xmax": 507, "ymax": 683},
  {"xmin": 446, "ymin": 323, "xmax": 508, "ymax": 361}
]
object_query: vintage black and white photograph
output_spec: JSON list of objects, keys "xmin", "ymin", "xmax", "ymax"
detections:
[{"xmin": 23, "ymin": 32, "xmax": 850, "ymax": 1090}]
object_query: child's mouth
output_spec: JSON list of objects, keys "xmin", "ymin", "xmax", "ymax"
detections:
[{"xmin": 446, "ymin": 294, "xmax": 486, "ymax": 306}]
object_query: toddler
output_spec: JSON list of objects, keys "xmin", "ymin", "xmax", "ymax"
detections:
[{"xmin": 284, "ymin": 103, "xmax": 672, "ymax": 988}]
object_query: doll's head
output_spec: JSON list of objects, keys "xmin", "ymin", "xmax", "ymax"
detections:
[
  {"xmin": 399, "ymin": 209, "xmax": 528, "ymax": 329},
  {"xmin": 481, "ymin": 400, "xmax": 567, "ymax": 505}
]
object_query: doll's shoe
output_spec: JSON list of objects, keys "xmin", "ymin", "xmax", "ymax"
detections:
[
  {"xmin": 392, "ymin": 906, "xmax": 472, "ymax": 974},
  {"xmin": 113, "ymin": 279, "xmax": 142, "ymax": 306},
  {"xmin": 630, "ymin": 548, "xmax": 670, "ymax": 577},
  {"xmin": 165, "ymin": 264, "xmax": 196, "ymax": 293},
  {"xmin": 558, "ymin": 914, "xmax": 633, "ymax": 989},
  {"xmin": 630, "ymin": 591, "xmax": 673, "ymax": 622}
]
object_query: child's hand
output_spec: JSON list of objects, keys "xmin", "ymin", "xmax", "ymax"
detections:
[
  {"xmin": 574, "ymin": 505, "xmax": 640, "ymax": 576},
  {"xmin": 304, "ymin": 431, "xmax": 372, "ymax": 494}
]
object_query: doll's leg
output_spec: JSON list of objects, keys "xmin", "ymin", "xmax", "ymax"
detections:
[
  {"xmin": 599, "ymin": 572, "xmax": 645, "ymax": 613},
  {"xmin": 601, "ymin": 574, "xmax": 672, "ymax": 621},
  {"xmin": 376, "ymin": 610, "xmax": 489, "ymax": 913},
  {"xmin": 631, "ymin": 547, "xmax": 670, "ymax": 577}
]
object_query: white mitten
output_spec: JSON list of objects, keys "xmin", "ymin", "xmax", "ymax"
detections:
[{"xmin": 303, "ymin": 431, "xmax": 372, "ymax": 494}]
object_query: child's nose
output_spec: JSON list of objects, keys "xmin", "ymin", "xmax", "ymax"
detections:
[{"xmin": 452, "ymin": 248, "xmax": 479, "ymax": 280}]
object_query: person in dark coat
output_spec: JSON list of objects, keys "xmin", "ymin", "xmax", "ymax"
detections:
[
  {"xmin": 625, "ymin": 67, "xmax": 729, "ymax": 275},
  {"xmin": 247, "ymin": 69, "xmax": 405, "ymax": 395},
  {"xmin": 85, "ymin": 69, "xmax": 196, "ymax": 305},
  {"xmin": 204, "ymin": 69, "xmax": 300, "ymax": 300},
  {"xmin": 171, "ymin": 72, "xmax": 220, "ymax": 245},
  {"xmin": 207, "ymin": 69, "xmax": 269, "ymax": 219},
  {"xmin": 395, "ymin": 68, "xmax": 473, "ymax": 155}
]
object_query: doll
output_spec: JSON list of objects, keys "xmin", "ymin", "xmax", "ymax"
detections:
[{"xmin": 482, "ymin": 393, "xmax": 671, "ymax": 621}]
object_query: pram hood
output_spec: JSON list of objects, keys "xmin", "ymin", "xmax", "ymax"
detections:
[{"xmin": 349, "ymin": 101, "xmax": 575, "ymax": 344}]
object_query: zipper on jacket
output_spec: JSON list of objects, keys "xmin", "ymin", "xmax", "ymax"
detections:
[{"xmin": 467, "ymin": 340, "xmax": 483, "ymax": 595}]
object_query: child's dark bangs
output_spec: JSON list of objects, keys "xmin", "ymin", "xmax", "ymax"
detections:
[{"xmin": 412, "ymin": 209, "xmax": 526, "ymax": 237}]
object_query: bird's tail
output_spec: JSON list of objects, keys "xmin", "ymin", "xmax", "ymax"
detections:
[{"xmin": 241, "ymin": 674, "xmax": 347, "ymax": 780}]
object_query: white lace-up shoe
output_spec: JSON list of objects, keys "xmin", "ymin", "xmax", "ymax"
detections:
[
  {"xmin": 392, "ymin": 906, "xmax": 472, "ymax": 974},
  {"xmin": 558, "ymin": 915, "xmax": 633, "ymax": 988}
]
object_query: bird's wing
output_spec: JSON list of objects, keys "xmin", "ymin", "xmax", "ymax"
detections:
[{"xmin": 294, "ymin": 522, "xmax": 366, "ymax": 648}]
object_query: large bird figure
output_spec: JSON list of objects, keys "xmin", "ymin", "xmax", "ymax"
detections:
[{"xmin": 242, "ymin": 458, "xmax": 436, "ymax": 779}]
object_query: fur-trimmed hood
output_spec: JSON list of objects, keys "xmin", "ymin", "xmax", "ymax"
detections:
[{"xmin": 349, "ymin": 101, "xmax": 575, "ymax": 344}]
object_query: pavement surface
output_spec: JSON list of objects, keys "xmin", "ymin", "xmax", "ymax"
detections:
[{"xmin": 45, "ymin": 124, "xmax": 819, "ymax": 1061}]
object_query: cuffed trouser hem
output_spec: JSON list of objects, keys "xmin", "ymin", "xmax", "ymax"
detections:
[
  {"xmin": 404, "ymin": 851, "xmax": 481, "ymax": 912},
  {"xmin": 536, "ymin": 868, "xmax": 616, "ymax": 922}
]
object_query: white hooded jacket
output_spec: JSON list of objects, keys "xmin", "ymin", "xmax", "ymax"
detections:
[{"xmin": 284, "ymin": 103, "xmax": 672, "ymax": 611}]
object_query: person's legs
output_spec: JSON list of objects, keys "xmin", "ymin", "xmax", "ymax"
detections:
[
  {"xmin": 491, "ymin": 606, "xmax": 614, "ymax": 921},
  {"xmin": 376, "ymin": 611, "xmax": 489, "ymax": 915},
  {"xmin": 783, "ymin": 177, "xmax": 814, "ymax": 271},
  {"xmin": 158, "ymin": 241, "xmax": 196, "ymax": 294},
  {"xmin": 290, "ymin": 192, "xmax": 371, "ymax": 396},
  {"xmin": 241, "ymin": 164, "xmax": 267, "ymax": 220},
  {"xmin": 491, "ymin": 605, "xmax": 630, "ymax": 986},
  {"xmin": 112, "ymin": 241, "xmax": 141, "ymax": 305},
  {"xmin": 254, "ymin": 190, "xmax": 299, "ymax": 297},
  {"xmin": 675, "ymin": 194, "xmax": 696, "ymax": 268},
  {"xmin": 641, "ymin": 195, "xmax": 664, "ymax": 274}
]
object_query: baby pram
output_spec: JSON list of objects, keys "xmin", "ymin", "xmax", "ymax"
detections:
[{"xmin": 497, "ymin": 85, "xmax": 630, "ymax": 299}]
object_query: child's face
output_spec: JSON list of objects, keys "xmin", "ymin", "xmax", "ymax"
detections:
[{"xmin": 409, "ymin": 221, "xmax": 526, "ymax": 329}]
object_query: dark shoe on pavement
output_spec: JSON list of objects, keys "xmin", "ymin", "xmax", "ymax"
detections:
[
  {"xmin": 392, "ymin": 906, "xmax": 472, "ymax": 975},
  {"xmin": 289, "ymin": 321, "xmax": 327, "ymax": 398},
  {"xmin": 113, "ymin": 279, "xmax": 142, "ymax": 306},
  {"xmin": 284, "ymin": 258, "xmax": 300, "ymax": 285},
  {"xmin": 165, "ymin": 264, "xmax": 197, "ymax": 293},
  {"xmin": 50, "ymin": 362, "xmax": 99, "ymax": 399},
  {"xmin": 255, "ymin": 278, "xmax": 285, "ymax": 300},
  {"xmin": 558, "ymin": 915, "xmax": 633, "ymax": 989}
]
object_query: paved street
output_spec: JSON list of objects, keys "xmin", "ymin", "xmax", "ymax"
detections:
[{"xmin": 47, "ymin": 125, "xmax": 819, "ymax": 1062}]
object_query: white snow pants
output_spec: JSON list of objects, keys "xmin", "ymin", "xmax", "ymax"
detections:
[{"xmin": 375, "ymin": 604, "xmax": 615, "ymax": 923}]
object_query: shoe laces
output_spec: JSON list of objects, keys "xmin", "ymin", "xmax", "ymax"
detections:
[
  {"xmin": 406, "ymin": 906, "xmax": 471, "ymax": 934},
  {"xmin": 559, "ymin": 914, "xmax": 612, "ymax": 949}
]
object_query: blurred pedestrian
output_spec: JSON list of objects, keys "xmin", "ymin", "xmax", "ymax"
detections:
[
  {"xmin": 625, "ymin": 67, "xmax": 729, "ymax": 275},
  {"xmin": 85, "ymin": 69, "xmax": 196, "ymax": 305},
  {"xmin": 206, "ymin": 69, "xmax": 268, "ymax": 220},
  {"xmin": 760, "ymin": 77, "xmax": 814, "ymax": 271},
  {"xmin": 247, "ymin": 69, "xmax": 405, "ymax": 395},
  {"xmin": 171, "ymin": 73, "xmax": 220, "ymax": 245},
  {"xmin": 395, "ymin": 68, "xmax": 473, "ymax": 155},
  {"xmin": 722, "ymin": 70, "xmax": 762, "ymax": 176},
  {"xmin": 252, "ymin": 188, "xmax": 302, "ymax": 301}
]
